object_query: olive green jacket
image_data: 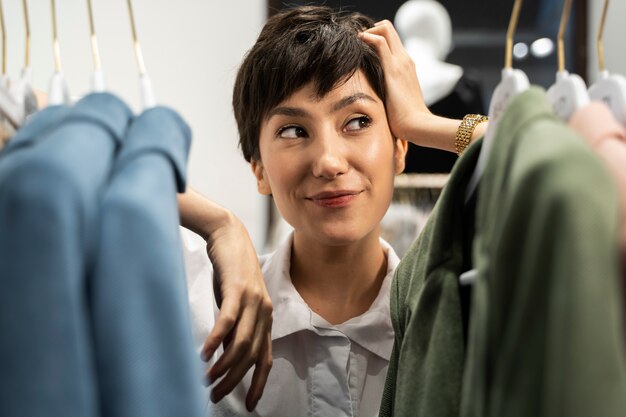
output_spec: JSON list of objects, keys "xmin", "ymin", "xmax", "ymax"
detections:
[
  {"xmin": 381, "ymin": 87, "xmax": 626, "ymax": 417},
  {"xmin": 379, "ymin": 138, "xmax": 482, "ymax": 417},
  {"xmin": 462, "ymin": 87, "xmax": 626, "ymax": 417}
]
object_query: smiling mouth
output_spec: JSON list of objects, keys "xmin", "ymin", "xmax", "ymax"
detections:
[{"xmin": 307, "ymin": 190, "xmax": 362, "ymax": 208}]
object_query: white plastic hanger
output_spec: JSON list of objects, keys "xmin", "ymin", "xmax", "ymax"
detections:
[
  {"xmin": 546, "ymin": 0, "xmax": 589, "ymax": 121},
  {"xmin": 588, "ymin": 0, "xmax": 626, "ymax": 126},
  {"xmin": 48, "ymin": 0, "xmax": 70, "ymax": 106},
  {"xmin": 127, "ymin": 0, "xmax": 155, "ymax": 109},
  {"xmin": 461, "ymin": 0, "xmax": 529, "ymax": 285},
  {"xmin": 87, "ymin": 0, "xmax": 105, "ymax": 92},
  {"xmin": 465, "ymin": 0, "xmax": 529, "ymax": 202}
]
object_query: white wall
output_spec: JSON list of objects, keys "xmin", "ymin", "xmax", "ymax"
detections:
[
  {"xmin": 587, "ymin": 0, "xmax": 626, "ymax": 82},
  {"xmin": 3, "ymin": 0, "xmax": 268, "ymax": 249}
]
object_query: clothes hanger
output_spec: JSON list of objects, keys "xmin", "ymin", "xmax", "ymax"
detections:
[
  {"xmin": 588, "ymin": 0, "xmax": 626, "ymax": 126},
  {"xmin": 127, "ymin": 0, "xmax": 155, "ymax": 109},
  {"xmin": 546, "ymin": 0, "xmax": 589, "ymax": 121},
  {"xmin": 9, "ymin": 0, "xmax": 38, "ymax": 118},
  {"xmin": 0, "ymin": 0, "xmax": 25, "ymax": 127},
  {"xmin": 86, "ymin": 0, "xmax": 105, "ymax": 92},
  {"xmin": 48, "ymin": 0, "xmax": 70, "ymax": 106},
  {"xmin": 0, "ymin": 0, "xmax": 6, "ymax": 89},
  {"xmin": 465, "ymin": 0, "xmax": 529, "ymax": 202},
  {"xmin": 22, "ymin": 0, "xmax": 31, "ymax": 86}
]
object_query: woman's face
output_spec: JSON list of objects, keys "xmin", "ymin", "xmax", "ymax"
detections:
[{"xmin": 252, "ymin": 70, "xmax": 407, "ymax": 246}]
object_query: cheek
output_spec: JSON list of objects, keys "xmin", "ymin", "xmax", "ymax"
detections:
[
  {"xmin": 261, "ymin": 151, "xmax": 301, "ymax": 195},
  {"xmin": 355, "ymin": 133, "xmax": 397, "ymax": 175}
]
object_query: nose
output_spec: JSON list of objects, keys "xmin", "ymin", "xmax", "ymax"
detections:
[{"xmin": 311, "ymin": 132, "xmax": 349, "ymax": 179}]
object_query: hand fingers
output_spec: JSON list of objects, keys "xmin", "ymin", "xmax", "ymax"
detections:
[
  {"xmin": 361, "ymin": 25, "xmax": 418, "ymax": 88},
  {"xmin": 245, "ymin": 330, "xmax": 273, "ymax": 411},
  {"xmin": 209, "ymin": 302, "xmax": 268, "ymax": 403},
  {"xmin": 366, "ymin": 20, "xmax": 405, "ymax": 56},
  {"xmin": 207, "ymin": 294, "xmax": 263, "ymax": 384},
  {"xmin": 202, "ymin": 294, "xmax": 241, "ymax": 361},
  {"xmin": 359, "ymin": 31, "xmax": 394, "ymax": 64}
]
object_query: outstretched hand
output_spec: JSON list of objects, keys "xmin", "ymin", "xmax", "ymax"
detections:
[
  {"xmin": 178, "ymin": 190, "xmax": 273, "ymax": 412},
  {"xmin": 202, "ymin": 216, "xmax": 273, "ymax": 412}
]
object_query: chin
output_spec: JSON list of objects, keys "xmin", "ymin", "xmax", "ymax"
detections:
[{"xmin": 311, "ymin": 223, "xmax": 378, "ymax": 247}]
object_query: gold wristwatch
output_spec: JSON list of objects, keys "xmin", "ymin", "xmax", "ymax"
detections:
[{"xmin": 455, "ymin": 114, "xmax": 488, "ymax": 155}]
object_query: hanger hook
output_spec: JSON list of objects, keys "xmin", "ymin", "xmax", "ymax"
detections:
[
  {"xmin": 505, "ymin": 0, "xmax": 524, "ymax": 69},
  {"xmin": 86, "ymin": 0, "xmax": 102, "ymax": 70},
  {"xmin": 23, "ymin": 0, "xmax": 30, "ymax": 68},
  {"xmin": 127, "ymin": 0, "xmax": 146, "ymax": 76},
  {"xmin": 597, "ymin": 0, "xmax": 609, "ymax": 72},
  {"xmin": 51, "ymin": 0, "xmax": 62, "ymax": 72},
  {"xmin": 557, "ymin": 0, "xmax": 573, "ymax": 73},
  {"xmin": 0, "ymin": 0, "xmax": 6, "ymax": 77}
]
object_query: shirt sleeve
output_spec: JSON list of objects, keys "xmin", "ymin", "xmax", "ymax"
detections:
[{"xmin": 180, "ymin": 227, "xmax": 219, "ymax": 356}]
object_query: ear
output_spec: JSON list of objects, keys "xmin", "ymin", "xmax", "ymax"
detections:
[
  {"xmin": 251, "ymin": 159, "xmax": 272, "ymax": 195},
  {"xmin": 393, "ymin": 138, "xmax": 409, "ymax": 175}
]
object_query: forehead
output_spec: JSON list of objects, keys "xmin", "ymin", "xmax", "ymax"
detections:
[{"xmin": 275, "ymin": 70, "xmax": 380, "ymax": 108}]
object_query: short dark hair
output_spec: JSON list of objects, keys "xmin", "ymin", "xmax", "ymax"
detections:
[{"xmin": 233, "ymin": 5, "xmax": 386, "ymax": 162}]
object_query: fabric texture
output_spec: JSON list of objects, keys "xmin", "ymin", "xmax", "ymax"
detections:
[
  {"xmin": 0, "ymin": 93, "xmax": 132, "ymax": 417},
  {"xmin": 183, "ymin": 230, "xmax": 399, "ymax": 417},
  {"xmin": 379, "ymin": 138, "xmax": 482, "ymax": 417},
  {"xmin": 461, "ymin": 87, "xmax": 626, "ymax": 417},
  {"xmin": 569, "ymin": 102, "xmax": 626, "ymax": 275},
  {"xmin": 0, "ymin": 105, "xmax": 70, "ymax": 157},
  {"xmin": 90, "ymin": 107, "xmax": 205, "ymax": 417}
]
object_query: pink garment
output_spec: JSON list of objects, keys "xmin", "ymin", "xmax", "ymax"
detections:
[{"xmin": 570, "ymin": 102, "xmax": 626, "ymax": 309}]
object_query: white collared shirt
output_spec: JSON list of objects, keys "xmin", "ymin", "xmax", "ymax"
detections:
[{"xmin": 181, "ymin": 229, "xmax": 399, "ymax": 417}]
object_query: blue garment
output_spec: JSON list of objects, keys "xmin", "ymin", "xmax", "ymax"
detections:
[
  {"xmin": 0, "ymin": 105, "xmax": 70, "ymax": 158},
  {"xmin": 90, "ymin": 107, "xmax": 205, "ymax": 417},
  {"xmin": 0, "ymin": 93, "xmax": 132, "ymax": 417}
]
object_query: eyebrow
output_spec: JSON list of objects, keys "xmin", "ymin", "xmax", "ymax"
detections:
[
  {"xmin": 266, "ymin": 93, "xmax": 378, "ymax": 120},
  {"xmin": 331, "ymin": 93, "xmax": 377, "ymax": 112}
]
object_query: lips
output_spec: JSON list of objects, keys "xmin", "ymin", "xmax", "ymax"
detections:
[{"xmin": 307, "ymin": 190, "xmax": 362, "ymax": 208}]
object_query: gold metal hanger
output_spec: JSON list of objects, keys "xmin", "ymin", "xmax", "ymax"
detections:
[
  {"xmin": 126, "ymin": 0, "xmax": 154, "ymax": 108},
  {"xmin": 51, "ymin": 0, "xmax": 62, "ymax": 73},
  {"xmin": 127, "ymin": 0, "xmax": 146, "ymax": 76},
  {"xmin": 48, "ymin": 0, "xmax": 69, "ymax": 105},
  {"xmin": 588, "ymin": 0, "xmax": 626, "ymax": 125},
  {"xmin": 557, "ymin": 0, "xmax": 573, "ymax": 72},
  {"xmin": 23, "ymin": 0, "xmax": 30, "ymax": 69},
  {"xmin": 86, "ymin": 0, "xmax": 106, "ymax": 91},
  {"xmin": 465, "ymin": 0, "xmax": 529, "ymax": 201},
  {"xmin": 0, "ymin": 0, "xmax": 7, "ymax": 78},
  {"xmin": 597, "ymin": 0, "xmax": 609, "ymax": 72},
  {"xmin": 87, "ymin": 0, "xmax": 102, "ymax": 71},
  {"xmin": 505, "ymin": 0, "xmax": 523, "ymax": 70}
]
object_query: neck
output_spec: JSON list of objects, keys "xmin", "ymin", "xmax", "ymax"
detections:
[{"xmin": 290, "ymin": 229, "xmax": 387, "ymax": 325}]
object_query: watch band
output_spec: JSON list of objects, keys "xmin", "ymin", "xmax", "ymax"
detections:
[{"xmin": 455, "ymin": 114, "xmax": 488, "ymax": 155}]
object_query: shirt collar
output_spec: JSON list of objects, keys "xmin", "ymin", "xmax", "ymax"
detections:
[{"xmin": 260, "ymin": 232, "xmax": 399, "ymax": 361}]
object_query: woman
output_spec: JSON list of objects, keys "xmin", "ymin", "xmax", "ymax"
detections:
[{"xmin": 180, "ymin": 5, "xmax": 486, "ymax": 416}]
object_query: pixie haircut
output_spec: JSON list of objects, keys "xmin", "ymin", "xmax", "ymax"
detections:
[{"xmin": 233, "ymin": 5, "xmax": 386, "ymax": 162}]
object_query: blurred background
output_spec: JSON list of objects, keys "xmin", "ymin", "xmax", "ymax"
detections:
[{"xmin": 9, "ymin": 0, "xmax": 623, "ymax": 251}]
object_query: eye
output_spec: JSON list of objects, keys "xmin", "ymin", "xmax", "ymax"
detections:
[
  {"xmin": 277, "ymin": 125, "xmax": 307, "ymax": 139},
  {"xmin": 345, "ymin": 116, "xmax": 372, "ymax": 132}
]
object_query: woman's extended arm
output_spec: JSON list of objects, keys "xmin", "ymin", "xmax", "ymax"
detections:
[
  {"xmin": 178, "ymin": 188, "xmax": 272, "ymax": 411},
  {"xmin": 360, "ymin": 20, "xmax": 487, "ymax": 151}
]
